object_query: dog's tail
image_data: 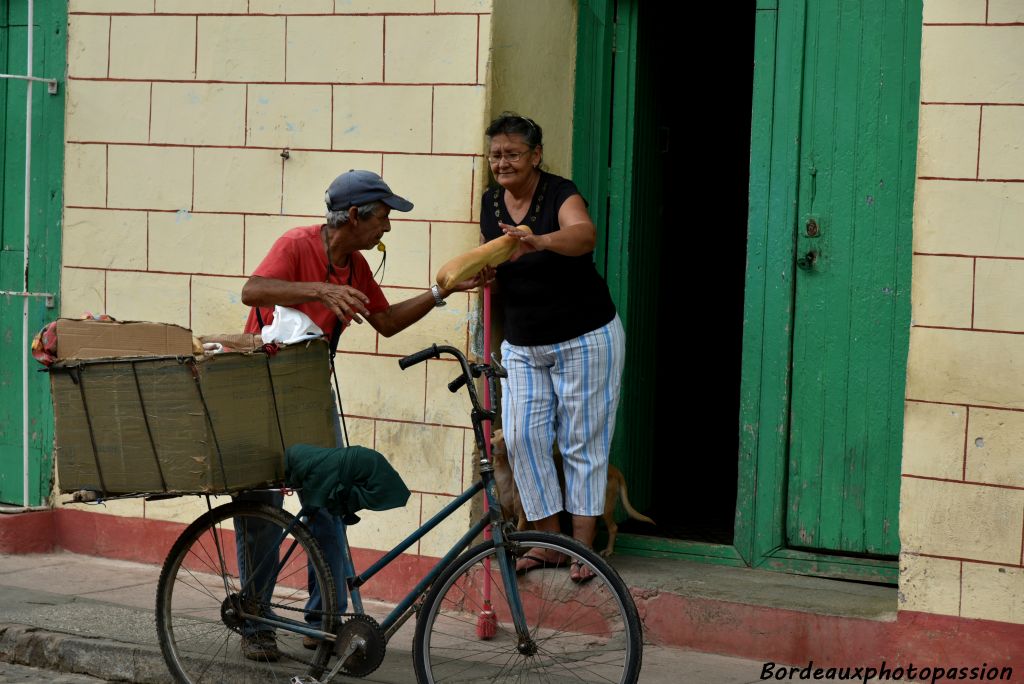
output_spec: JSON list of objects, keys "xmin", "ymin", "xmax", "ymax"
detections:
[{"xmin": 619, "ymin": 479, "xmax": 655, "ymax": 525}]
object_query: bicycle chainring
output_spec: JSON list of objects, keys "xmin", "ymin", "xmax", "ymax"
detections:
[{"xmin": 335, "ymin": 614, "xmax": 386, "ymax": 677}]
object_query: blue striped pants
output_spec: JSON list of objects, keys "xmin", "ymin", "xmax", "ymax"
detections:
[{"xmin": 500, "ymin": 315, "xmax": 625, "ymax": 520}]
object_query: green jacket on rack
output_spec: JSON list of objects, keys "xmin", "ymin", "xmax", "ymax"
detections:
[{"xmin": 285, "ymin": 444, "xmax": 411, "ymax": 524}]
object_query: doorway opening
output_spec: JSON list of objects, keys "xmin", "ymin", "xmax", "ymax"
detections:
[{"xmin": 617, "ymin": 2, "xmax": 755, "ymax": 546}]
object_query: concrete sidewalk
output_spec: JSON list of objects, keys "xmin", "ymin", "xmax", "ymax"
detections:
[{"xmin": 0, "ymin": 552, "xmax": 769, "ymax": 683}]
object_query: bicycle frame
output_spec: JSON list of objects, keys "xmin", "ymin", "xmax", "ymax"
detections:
[{"xmin": 232, "ymin": 344, "xmax": 531, "ymax": 646}]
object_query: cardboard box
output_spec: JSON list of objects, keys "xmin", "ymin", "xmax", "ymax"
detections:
[
  {"xmin": 51, "ymin": 338, "xmax": 336, "ymax": 495},
  {"xmin": 197, "ymin": 332, "xmax": 262, "ymax": 353},
  {"xmin": 56, "ymin": 319, "xmax": 194, "ymax": 360}
]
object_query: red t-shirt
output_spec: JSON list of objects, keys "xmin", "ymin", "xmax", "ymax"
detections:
[{"xmin": 243, "ymin": 225, "xmax": 390, "ymax": 336}]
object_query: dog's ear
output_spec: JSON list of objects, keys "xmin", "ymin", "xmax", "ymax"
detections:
[{"xmin": 491, "ymin": 428, "xmax": 504, "ymax": 446}]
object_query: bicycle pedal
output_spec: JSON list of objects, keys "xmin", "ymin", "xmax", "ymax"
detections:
[{"xmin": 289, "ymin": 677, "xmax": 320, "ymax": 684}]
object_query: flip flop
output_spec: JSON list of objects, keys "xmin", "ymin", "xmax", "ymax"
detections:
[
  {"xmin": 569, "ymin": 560, "xmax": 596, "ymax": 584},
  {"xmin": 515, "ymin": 551, "xmax": 567, "ymax": 575}
]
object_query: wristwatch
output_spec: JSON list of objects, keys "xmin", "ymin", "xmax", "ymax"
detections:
[{"xmin": 430, "ymin": 283, "xmax": 447, "ymax": 307}]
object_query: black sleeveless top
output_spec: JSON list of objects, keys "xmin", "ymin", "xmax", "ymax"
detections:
[{"xmin": 480, "ymin": 171, "xmax": 616, "ymax": 346}]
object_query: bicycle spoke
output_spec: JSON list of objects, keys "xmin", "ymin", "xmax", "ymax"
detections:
[
  {"xmin": 157, "ymin": 502, "xmax": 337, "ymax": 684},
  {"xmin": 413, "ymin": 533, "xmax": 641, "ymax": 683}
]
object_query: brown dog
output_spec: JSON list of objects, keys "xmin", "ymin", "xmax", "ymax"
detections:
[{"xmin": 489, "ymin": 428, "xmax": 655, "ymax": 557}]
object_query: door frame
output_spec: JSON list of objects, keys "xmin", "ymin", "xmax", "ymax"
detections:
[{"xmin": 573, "ymin": 0, "xmax": 919, "ymax": 583}]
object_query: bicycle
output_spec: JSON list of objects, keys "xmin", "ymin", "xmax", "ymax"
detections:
[{"xmin": 155, "ymin": 344, "xmax": 643, "ymax": 683}]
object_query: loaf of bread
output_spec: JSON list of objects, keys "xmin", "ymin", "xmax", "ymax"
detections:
[{"xmin": 435, "ymin": 225, "xmax": 533, "ymax": 289}]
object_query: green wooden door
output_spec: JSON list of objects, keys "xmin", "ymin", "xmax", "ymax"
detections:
[
  {"xmin": 0, "ymin": 2, "xmax": 65, "ymax": 506},
  {"xmin": 785, "ymin": 0, "xmax": 920, "ymax": 556},
  {"xmin": 575, "ymin": 0, "xmax": 919, "ymax": 575}
]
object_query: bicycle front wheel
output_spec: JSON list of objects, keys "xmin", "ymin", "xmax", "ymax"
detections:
[
  {"xmin": 155, "ymin": 501, "xmax": 338, "ymax": 684},
  {"xmin": 412, "ymin": 531, "xmax": 643, "ymax": 683}
]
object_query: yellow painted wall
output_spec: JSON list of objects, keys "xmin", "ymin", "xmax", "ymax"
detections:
[
  {"xmin": 487, "ymin": 0, "xmax": 577, "ymax": 177},
  {"xmin": 62, "ymin": 1, "xmax": 1024, "ymax": 631},
  {"xmin": 901, "ymin": 0, "xmax": 1024, "ymax": 625},
  {"xmin": 60, "ymin": 0, "xmax": 495, "ymax": 558}
]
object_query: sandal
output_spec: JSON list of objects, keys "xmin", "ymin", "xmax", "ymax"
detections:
[
  {"xmin": 515, "ymin": 551, "xmax": 568, "ymax": 575},
  {"xmin": 569, "ymin": 560, "xmax": 596, "ymax": 584}
]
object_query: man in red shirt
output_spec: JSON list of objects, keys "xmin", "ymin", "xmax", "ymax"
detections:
[
  {"xmin": 237, "ymin": 170, "xmax": 484, "ymax": 660},
  {"xmin": 243, "ymin": 169, "xmax": 469, "ymax": 340}
]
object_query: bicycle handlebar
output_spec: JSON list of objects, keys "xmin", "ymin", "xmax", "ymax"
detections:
[
  {"xmin": 398, "ymin": 344, "xmax": 439, "ymax": 370},
  {"xmin": 447, "ymin": 374, "xmax": 468, "ymax": 393},
  {"xmin": 398, "ymin": 344, "xmax": 502, "ymax": 420}
]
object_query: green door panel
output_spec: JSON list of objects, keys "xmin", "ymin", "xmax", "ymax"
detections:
[
  {"xmin": 786, "ymin": 0, "xmax": 921, "ymax": 556},
  {"xmin": 0, "ymin": 2, "xmax": 66, "ymax": 506}
]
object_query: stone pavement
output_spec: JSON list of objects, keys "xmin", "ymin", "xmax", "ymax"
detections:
[
  {"xmin": 0, "ymin": 661, "xmax": 111, "ymax": 683},
  {"xmin": 0, "ymin": 551, "xmax": 773, "ymax": 683}
]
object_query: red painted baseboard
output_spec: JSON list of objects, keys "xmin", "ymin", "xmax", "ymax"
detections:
[
  {"xmin": 0, "ymin": 507, "xmax": 443, "ymax": 603},
  {"xmin": 638, "ymin": 590, "xmax": 1023, "ymax": 671},
  {"xmin": 0, "ymin": 508, "xmax": 56, "ymax": 553}
]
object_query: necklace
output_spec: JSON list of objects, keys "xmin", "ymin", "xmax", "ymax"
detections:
[{"xmin": 493, "ymin": 175, "xmax": 547, "ymax": 229}]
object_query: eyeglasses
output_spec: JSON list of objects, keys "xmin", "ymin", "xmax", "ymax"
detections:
[{"xmin": 487, "ymin": 150, "xmax": 531, "ymax": 164}]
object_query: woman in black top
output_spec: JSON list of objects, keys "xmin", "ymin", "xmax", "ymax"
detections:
[{"xmin": 481, "ymin": 113, "xmax": 625, "ymax": 582}]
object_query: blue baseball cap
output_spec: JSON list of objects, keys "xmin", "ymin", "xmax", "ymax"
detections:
[{"xmin": 325, "ymin": 170, "xmax": 414, "ymax": 212}]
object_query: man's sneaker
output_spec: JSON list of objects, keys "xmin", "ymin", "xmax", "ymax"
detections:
[{"xmin": 242, "ymin": 632, "xmax": 280, "ymax": 662}]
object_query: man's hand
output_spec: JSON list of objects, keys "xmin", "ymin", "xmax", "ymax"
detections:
[
  {"xmin": 317, "ymin": 282, "xmax": 371, "ymax": 325},
  {"xmin": 241, "ymin": 276, "xmax": 372, "ymax": 327},
  {"xmin": 446, "ymin": 265, "xmax": 496, "ymax": 293}
]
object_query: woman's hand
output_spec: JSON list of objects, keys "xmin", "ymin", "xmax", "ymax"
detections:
[
  {"xmin": 500, "ymin": 222, "xmax": 548, "ymax": 260},
  {"xmin": 499, "ymin": 195, "xmax": 597, "ymax": 259}
]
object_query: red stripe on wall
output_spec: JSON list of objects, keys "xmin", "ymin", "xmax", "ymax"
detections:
[
  {"xmin": 907, "ymin": 551, "xmax": 1021, "ymax": 569},
  {"xmin": 70, "ymin": 12, "xmax": 485, "ymax": 17},
  {"xmin": 962, "ymin": 406, "xmax": 970, "ymax": 481},
  {"xmin": 69, "ymin": 77, "xmax": 482, "ymax": 87},
  {"xmin": 971, "ymin": 257, "xmax": 977, "ymax": 327},
  {"xmin": 923, "ymin": 101, "xmax": 1024, "ymax": 106},
  {"xmin": 915, "ymin": 252, "xmax": 1024, "ymax": 261},
  {"xmin": 976, "ymin": 105, "xmax": 984, "ymax": 179},
  {"xmin": 920, "ymin": 176, "xmax": 1024, "ymax": 183},
  {"xmin": 194, "ymin": 16, "xmax": 199, "ymax": 78},
  {"xmin": 913, "ymin": 324, "xmax": 1024, "ymax": 335},
  {"xmin": 907, "ymin": 397, "xmax": 1024, "ymax": 414},
  {"xmin": 902, "ymin": 473, "xmax": 1024, "ymax": 494},
  {"xmin": 106, "ymin": 16, "xmax": 112, "ymax": 79},
  {"xmin": 66, "ymin": 139, "xmax": 477, "ymax": 158},
  {"xmin": 104, "ymin": 144, "xmax": 110, "ymax": 208}
]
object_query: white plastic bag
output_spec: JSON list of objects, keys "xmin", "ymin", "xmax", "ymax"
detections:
[{"xmin": 260, "ymin": 306, "xmax": 324, "ymax": 345}]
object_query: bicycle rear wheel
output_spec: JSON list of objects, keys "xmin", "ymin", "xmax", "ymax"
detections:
[
  {"xmin": 412, "ymin": 531, "xmax": 642, "ymax": 683},
  {"xmin": 156, "ymin": 501, "xmax": 337, "ymax": 683}
]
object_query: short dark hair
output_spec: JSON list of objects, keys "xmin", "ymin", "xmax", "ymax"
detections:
[{"xmin": 485, "ymin": 112, "xmax": 543, "ymax": 148}]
